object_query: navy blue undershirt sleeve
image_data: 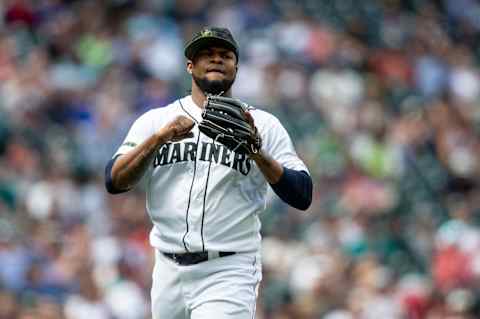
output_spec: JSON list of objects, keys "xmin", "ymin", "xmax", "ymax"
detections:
[
  {"xmin": 269, "ymin": 167, "xmax": 313, "ymax": 210},
  {"xmin": 105, "ymin": 155, "xmax": 128, "ymax": 194}
]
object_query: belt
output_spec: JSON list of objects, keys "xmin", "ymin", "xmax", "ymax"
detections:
[{"xmin": 163, "ymin": 251, "xmax": 236, "ymax": 265}]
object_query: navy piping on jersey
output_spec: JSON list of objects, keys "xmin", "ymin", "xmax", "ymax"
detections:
[
  {"xmin": 178, "ymin": 99, "xmax": 200, "ymax": 252},
  {"xmin": 200, "ymin": 143, "xmax": 214, "ymax": 252},
  {"xmin": 270, "ymin": 167, "xmax": 313, "ymax": 210},
  {"xmin": 105, "ymin": 154, "xmax": 127, "ymax": 194},
  {"xmin": 178, "ymin": 98, "xmax": 215, "ymax": 252}
]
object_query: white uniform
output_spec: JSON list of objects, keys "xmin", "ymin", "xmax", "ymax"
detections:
[{"xmin": 114, "ymin": 95, "xmax": 308, "ymax": 319}]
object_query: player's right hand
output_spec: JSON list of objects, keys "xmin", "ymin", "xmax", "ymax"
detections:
[{"xmin": 160, "ymin": 115, "xmax": 195, "ymax": 142}]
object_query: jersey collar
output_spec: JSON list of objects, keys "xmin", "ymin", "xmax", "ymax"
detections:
[{"xmin": 179, "ymin": 95, "xmax": 203, "ymax": 123}]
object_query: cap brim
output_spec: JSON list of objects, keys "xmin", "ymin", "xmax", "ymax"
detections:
[{"xmin": 184, "ymin": 37, "xmax": 238, "ymax": 60}]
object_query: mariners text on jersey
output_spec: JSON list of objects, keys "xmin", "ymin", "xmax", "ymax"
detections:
[{"xmin": 152, "ymin": 141, "xmax": 252, "ymax": 175}]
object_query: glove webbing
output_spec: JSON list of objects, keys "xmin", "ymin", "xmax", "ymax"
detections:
[{"xmin": 204, "ymin": 119, "xmax": 258, "ymax": 154}]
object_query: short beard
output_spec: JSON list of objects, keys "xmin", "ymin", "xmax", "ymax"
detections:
[{"xmin": 192, "ymin": 74, "xmax": 235, "ymax": 96}]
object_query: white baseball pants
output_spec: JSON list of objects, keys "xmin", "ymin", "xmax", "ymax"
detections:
[{"xmin": 151, "ymin": 249, "xmax": 262, "ymax": 319}]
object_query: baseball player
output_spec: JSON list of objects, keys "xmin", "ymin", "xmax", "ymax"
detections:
[{"xmin": 105, "ymin": 27, "xmax": 312, "ymax": 319}]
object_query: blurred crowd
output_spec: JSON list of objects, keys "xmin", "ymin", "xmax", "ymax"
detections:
[{"xmin": 1, "ymin": 0, "xmax": 480, "ymax": 318}]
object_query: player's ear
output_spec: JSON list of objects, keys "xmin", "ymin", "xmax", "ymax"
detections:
[{"xmin": 186, "ymin": 61, "xmax": 193, "ymax": 74}]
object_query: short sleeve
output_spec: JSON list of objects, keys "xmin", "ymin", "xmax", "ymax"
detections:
[
  {"xmin": 262, "ymin": 116, "xmax": 309, "ymax": 173},
  {"xmin": 113, "ymin": 111, "xmax": 154, "ymax": 157}
]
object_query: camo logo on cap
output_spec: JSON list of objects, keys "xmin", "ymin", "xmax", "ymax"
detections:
[{"xmin": 201, "ymin": 29, "xmax": 213, "ymax": 37}]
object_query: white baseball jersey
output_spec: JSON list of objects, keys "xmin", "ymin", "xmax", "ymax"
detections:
[{"xmin": 114, "ymin": 95, "xmax": 308, "ymax": 253}]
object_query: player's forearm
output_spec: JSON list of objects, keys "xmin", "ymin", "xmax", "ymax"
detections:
[
  {"xmin": 250, "ymin": 151, "xmax": 284, "ymax": 184},
  {"xmin": 106, "ymin": 115, "xmax": 195, "ymax": 194},
  {"xmin": 251, "ymin": 151, "xmax": 313, "ymax": 210},
  {"xmin": 110, "ymin": 132, "xmax": 168, "ymax": 192}
]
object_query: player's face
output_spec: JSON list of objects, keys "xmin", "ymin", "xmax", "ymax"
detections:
[{"xmin": 189, "ymin": 46, "xmax": 238, "ymax": 95}]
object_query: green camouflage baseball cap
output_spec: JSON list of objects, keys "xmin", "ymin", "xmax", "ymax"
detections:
[{"xmin": 184, "ymin": 27, "xmax": 239, "ymax": 61}]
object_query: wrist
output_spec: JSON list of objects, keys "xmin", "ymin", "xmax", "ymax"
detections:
[
  {"xmin": 249, "ymin": 153, "xmax": 262, "ymax": 162},
  {"xmin": 249, "ymin": 149, "xmax": 266, "ymax": 162},
  {"xmin": 154, "ymin": 128, "xmax": 172, "ymax": 145}
]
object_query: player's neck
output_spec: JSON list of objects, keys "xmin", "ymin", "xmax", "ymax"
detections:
[
  {"xmin": 191, "ymin": 85, "xmax": 232, "ymax": 109},
  {"xmin": 191, "ymin": 87, "xmax": 206, "ymax": 109}
]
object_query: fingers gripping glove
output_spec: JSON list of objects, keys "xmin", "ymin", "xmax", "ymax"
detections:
[{"xmin": 198, "ymin": 95, "xmax": 262, "ymax": 155}]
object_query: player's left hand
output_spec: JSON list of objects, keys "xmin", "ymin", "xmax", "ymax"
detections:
[
  {"xmin": 244, "ymin": 110, "xmax": 255, "ymax": 130},
  {"xmin": 244, "ymin": 110, "xmax": 262, "ymax": 154}
]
